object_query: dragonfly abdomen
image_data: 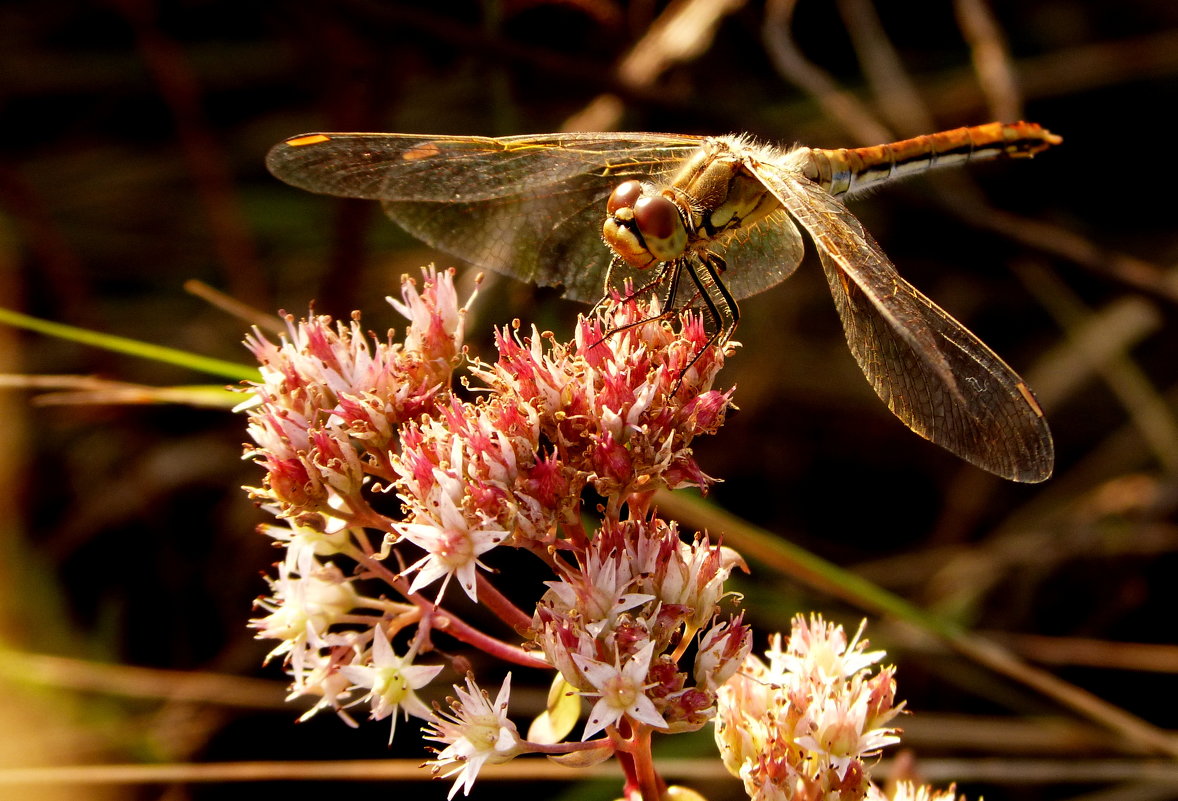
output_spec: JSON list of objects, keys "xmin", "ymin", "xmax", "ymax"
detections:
[{"xmin": 802, "ymin": 121, "xmax": 1061, "ymax": 197}]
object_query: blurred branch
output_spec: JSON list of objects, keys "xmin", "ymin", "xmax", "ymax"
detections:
[
  {"xmin": 762, "ymin": 0, "xmax": 894, "ymax": 145},
  {"xmin": 953, "ymin": 0, "xmax": 1022, "ymax": 121},
  {"xmin": 947, "ymin": 198, "xmax": 1178, "ymax": 306},
  {"xmin": 836, "ymin": 0, "xmax": 935, "ymax": 135},
  {"xmin": 1018, "ymin": 262, "xmax": 1178, "ymax": 474},
  {"xmin": 1023, "ymin": 292, "xmax": 1163, "ymax": 410},
  {"xmin": 0, "ymin": 650, "xmax": 289, "ymax": 709},
  {"xmin": 997, "ymin": 633, "xmax": 1178, "ymax": 674},
  {"xmin": 929, "ymin": 27, "xmax": 1178, "ymax": 119},
  {"xmin": 563, "ymin": 0, "xmax": 747, "ymax": 131}
]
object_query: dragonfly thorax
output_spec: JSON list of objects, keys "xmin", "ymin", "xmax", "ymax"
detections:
[{"xmin": 602, "ymin": 141, "xmax": 783, "ymax": 271}]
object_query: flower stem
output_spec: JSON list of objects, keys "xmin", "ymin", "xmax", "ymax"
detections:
[
  {"xmin": 628, "ymin": 725, "xmax": 664, "ymax": 801},
  {"xmin": 475, "ymin": 574, "xmax": 532, "ymax": 631}
]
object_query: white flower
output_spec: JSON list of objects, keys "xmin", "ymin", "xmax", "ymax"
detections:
[
  {"xmin": 397, "ymin": 489, "xmax": 507, "ymax": 602},
  {"xmin": 425, "ymin": 674, "xmax": 522, "ymax": 799},
  {"xmin": 772, "ymin": 615, "xmax": 884, "ymax": 685},
  {"xmin": 794, "ymin": 680, "xmax": 901, "ymax": 779},
  {"xmin": 338, "ymin": 627, "xmax": 443, "ymax": 743},
  {"xmin": 572, "ymin": 642, "xmax": 667, "ymax": 740},
  {"xmin": 251, "ymin": 552, "xmax": 358, "ymax": 674}
]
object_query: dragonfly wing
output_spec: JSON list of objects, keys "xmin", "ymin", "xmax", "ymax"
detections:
[
  {"xmin": 266, "ymin": 132, "xmax": 703, "ymax": 300},
  {"xmin": 707, "ymin": 207, "xmax": 806, "ymax": 300},
  {"xmin": 265, "ymin": 132, "xmax": 701, "ymax": 203},
  {"xmin": 381, "ymin": 174, "xmax": 619, "ymax": 302},
  {"xmin": 754, "ymin": 164, "xmax": 1054, "ymax": 482}
]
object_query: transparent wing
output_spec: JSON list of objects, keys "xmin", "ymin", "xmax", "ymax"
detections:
[
  {"xmin": 266, "ymin": 131, "xmax": 703, "ymax": 202},
  {"xmin": 265, "ymin": 131, "xmax": 704, "ymax": 300},
  {"xmin": 753, "ymin": 162, "xmax": 1054, "ymax": 482},
  {"xmin": 380, "ymin": 180, "xmax": 621, "ymax": 302},
  {"xmin": 707, "ymin": 207, "xmax": 806, "ymax": 300}
]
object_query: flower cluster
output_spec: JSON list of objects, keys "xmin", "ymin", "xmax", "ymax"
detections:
[
  {"xmin": 533, "ymin": 517, "xmax": 750, "ymax": 739},
  {"xmin": 240, "ymin": 268, "xmax": 959, "ymax": 801},
  {"xmin": 242, "ymin": 267, "xmax": 469, "ymax": 527},
  {"xmin": 241, "ymin": 270, "xmax": 748, "ymax": 796},
  {"xmin": 715, "ymin": 615, "xmax": 909, "ymax": 801}
]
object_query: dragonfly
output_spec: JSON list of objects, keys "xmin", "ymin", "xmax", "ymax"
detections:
[{"xmin": 266, "ymin": 121, "xmax": 1059, "ymax": 483}]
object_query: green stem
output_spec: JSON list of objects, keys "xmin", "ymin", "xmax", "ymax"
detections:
[{"xmin": 0, "ymin": 307, "xmax": 258, "ymax": 381}]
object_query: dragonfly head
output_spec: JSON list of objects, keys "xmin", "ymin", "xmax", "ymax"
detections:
[{"xmin": 603, "ymin": 179, "xmax": 689, "ymax": 269}]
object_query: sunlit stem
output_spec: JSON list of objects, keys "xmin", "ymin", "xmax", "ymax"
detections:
[
  {"xmin": 627, "ymin": 724, "xmax": 663, "ymax": 801},
  {"xmin": 353, "ymin": 553, "xmax": 548, "ymax": 669},
  {"xmin": 474, "ymin": 574, "xmax": 532, "ymax": 630}
]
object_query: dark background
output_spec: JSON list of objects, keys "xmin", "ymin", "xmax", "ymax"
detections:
[{"xmin": 2, "ymin": 1, "xmax": 1178, "ymax": 800}]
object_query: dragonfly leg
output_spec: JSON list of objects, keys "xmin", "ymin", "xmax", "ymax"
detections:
[
  {"xmin": 584, "ymin": 260, "xmax": 696, "ymax": 366},
  {"xmin": 689, "ymin": 251, "xmax": 739, "ymax": 346},
  {"xmin": 655, "ymin": 252, "xmax": 739, "ymax": 394},
  {"xmin": 589, "ymin": 255, "xmax": 623, "ymax": 319}
]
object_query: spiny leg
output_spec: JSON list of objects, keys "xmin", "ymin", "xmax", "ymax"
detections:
[
  {"xmin": 668, "ymin": 252, "xmax": 739, "ymax": 390},
  {"xmin": 689, "ymin": 250, "xmax": 739, "ymax": 346},
  {"xmin": 588, "ymin": 257, "xmax": 687, "ymax": 347}
]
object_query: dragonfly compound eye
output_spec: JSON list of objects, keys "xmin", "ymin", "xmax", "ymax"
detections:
[
  {"xmin": 603, "ymin": 181, "xmax": 663, "ymax": 270},
  {"xmin": 606, "ymin": 180, "xmax": 643, "ymax": 215},
  {"xmin": 633, "ymin": 195, "xmax": 688, "ymax": 261}
]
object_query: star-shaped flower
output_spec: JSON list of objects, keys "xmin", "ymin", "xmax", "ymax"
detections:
[{"xmin": 572, "ymin": 642, "xmax": 667, "ymax": 740}]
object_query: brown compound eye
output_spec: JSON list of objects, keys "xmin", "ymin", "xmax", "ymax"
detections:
[
  {"xmin": 633, "ymin": 195, "xmax": 680, "ymax": 241},
  {"xmin": 607, "ymin": 180, "xmax": 643, "ymax": 215},
  {"xmin": 632, "ymin": 194, "xmax": 688, "ymax": 260}
]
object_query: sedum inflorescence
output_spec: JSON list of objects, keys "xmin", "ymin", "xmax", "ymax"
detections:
[{"xmin": 241, "ymin": 267, "xmax": 956, "ymax": 801}]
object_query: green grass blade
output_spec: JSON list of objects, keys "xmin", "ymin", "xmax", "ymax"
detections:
[{"xmin": 0, "ymin": 307, "xmax": 258, "ymax": 381}]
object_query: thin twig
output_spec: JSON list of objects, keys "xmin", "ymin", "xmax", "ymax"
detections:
[
  {"xmin": 562, "ymin": 0, "xmax": 747, "ymax": 131},
  {"xmin": 184, "ymin": 280, "xmax": 285, "ymax": 334},
  {"xmin": 762, "ymin": 0, "xmax": 893, "ymax": 145},
  {"xmin": 953, "ymin": 0, "xmax": 1023, "ymax": 121}
]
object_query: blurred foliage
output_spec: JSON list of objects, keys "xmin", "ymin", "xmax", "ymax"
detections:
[{"xmin": 2, "ymin": 1, "xmax": 1178, "ymax": 800}]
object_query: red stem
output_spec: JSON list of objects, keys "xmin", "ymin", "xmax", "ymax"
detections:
[
  {"xmin": 628, "ymin": 725, "xmax": 664, "ymax": 801},
  {"xmin": 355, "ymin": 553, "xmax": 548, "ymax": 669},
  {"xmin": 475, "ymin": 574, "xmax": 533, "ymax": 631}
]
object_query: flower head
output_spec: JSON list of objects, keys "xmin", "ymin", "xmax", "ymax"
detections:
[
  {"xmin": 338, "ymin": 626, "xmax": 444, "ymax": 743},
  {"xmin": 714, "ymin": 615, "xmax": 903, "ymax": 801},
  {"xmin": 424, "ymin": 674, "xmax": 522, "ymax": 798},
  {"xmin": 572, "ymin": 642, "xmax": 667, "ymax": 739},
  {"xmin": 241, "ymin": 267, "xmax": 471, "ymax": 524}
]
